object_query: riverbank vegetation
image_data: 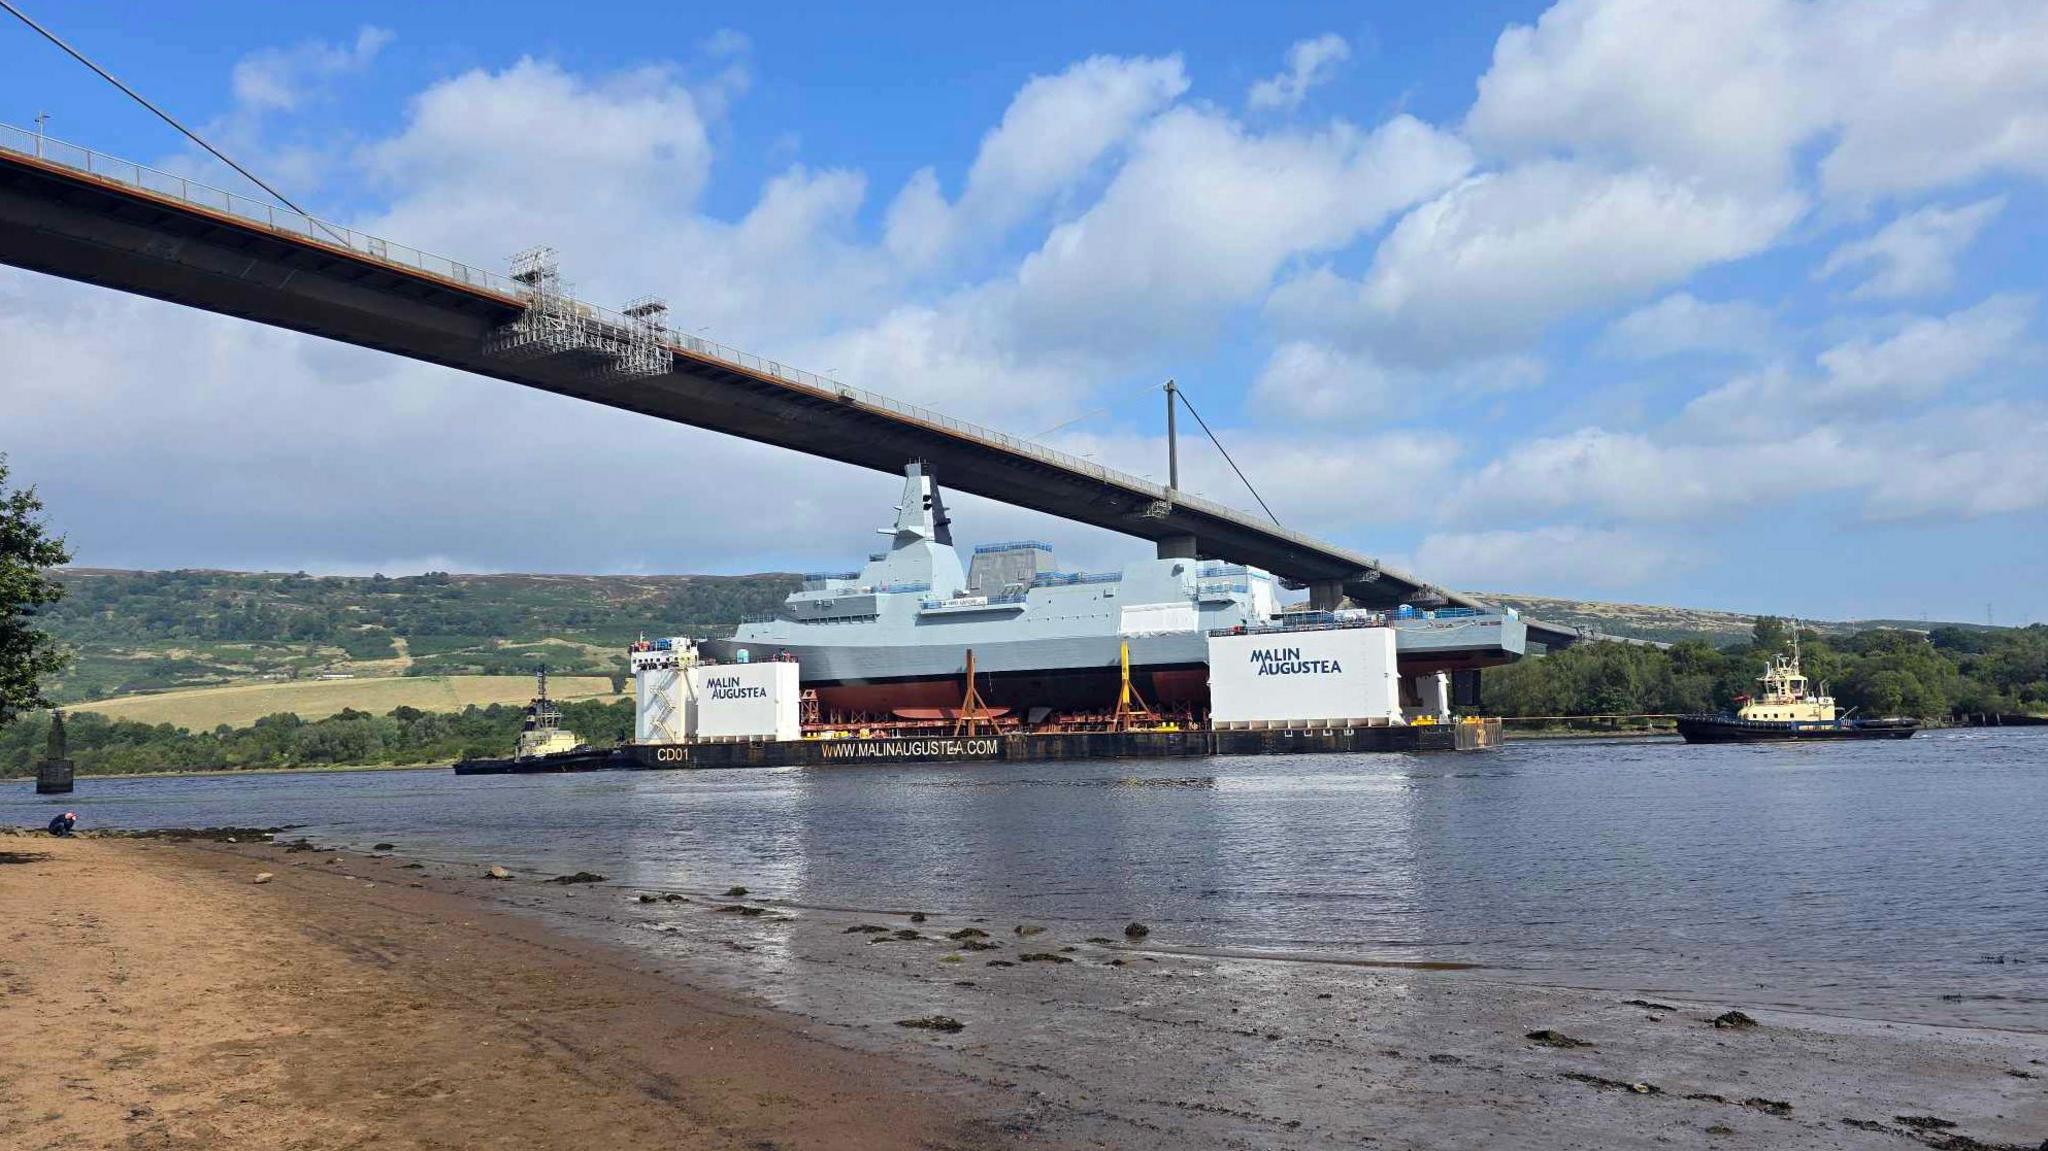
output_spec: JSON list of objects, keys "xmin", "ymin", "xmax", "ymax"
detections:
[
  {"xmin": 0, "ymin": 698, "xmax": 635, "ymax": 777},
  {"xmin": 41, "ymin": 568, "xmax": 800, "ymax": 703},
  {"xmin": 1481, "ymin": 618, "xmax": 2048, "ymax": 722}
]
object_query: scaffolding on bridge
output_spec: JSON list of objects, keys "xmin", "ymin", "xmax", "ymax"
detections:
[{"xmin": 485, "ymin": 246, "xmax": 670, "ymax": 381}]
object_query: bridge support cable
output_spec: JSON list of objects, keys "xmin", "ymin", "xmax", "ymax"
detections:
[
  {"xmin": 0, "ymin": 0, "xmax": 345, "ymax": 243},
  {"xmin": 1171, "ymin": 384, "xmax": 1282, "ymax": 528}
]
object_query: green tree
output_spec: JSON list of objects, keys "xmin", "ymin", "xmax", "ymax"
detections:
[
  {"xmin": 1750, "ymin": 615, "xmax": 1789, "ymax": 655},
  {"xmin": 0, "ymin": 457, "xmax": 72, "ymax": 724}
]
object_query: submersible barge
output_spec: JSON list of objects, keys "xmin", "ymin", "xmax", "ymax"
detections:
[
  {"xmin": 456, "ymin": 463, "xmax": 1516, "ymax": 776},
  {"xmin": 455, "ymin": 719, "xmax": 1503, "ymax": 774}
]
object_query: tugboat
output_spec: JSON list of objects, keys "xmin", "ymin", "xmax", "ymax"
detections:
[
  {"xmin": 1677, "ymin": 631, "xmax": 1919, "ymax": 744},
  {"xmin": 453, "ymin": 666, "xmax": 618, "ymax": 774}
]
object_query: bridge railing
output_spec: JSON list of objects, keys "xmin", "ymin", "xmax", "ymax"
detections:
[{"xmin": 0, "ymin": 121, "xmax": 1403, "ymax": 585}]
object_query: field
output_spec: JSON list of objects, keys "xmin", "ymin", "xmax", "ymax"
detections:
[{"xmin": 71, "ymin": 675, "xmax": 626, "ymax": 730}]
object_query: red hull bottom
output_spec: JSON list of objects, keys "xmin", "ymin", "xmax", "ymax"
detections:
[{"xmin": 812, "ymin": 664, "xmax": 1210, "ymax": 717}]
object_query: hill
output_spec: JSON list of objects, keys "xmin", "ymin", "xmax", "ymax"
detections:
[
  {"xmin": 38, "ymin": 568, "xmax": 799, "ymax": 706},
  {"xmin": 71, "ymin": 674, "xmax": 624, "ymax": 730},
  {"xmin": 1484, "ymin": 593, "xmax": 2002, "ymax": 646},
  {"xmin": 30, "ymin": 568, "xmax": 2020, "ymax": 716}
]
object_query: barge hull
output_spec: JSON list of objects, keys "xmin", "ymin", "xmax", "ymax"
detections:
[{"xmin": 454, "ymin": 721, "xmax": 1501, "ymax": 774}]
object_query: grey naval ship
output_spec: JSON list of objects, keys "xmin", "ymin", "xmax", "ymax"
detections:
[{"xmin": 700, "ymin": 464, "xmax": 1526, "ymax": 717}]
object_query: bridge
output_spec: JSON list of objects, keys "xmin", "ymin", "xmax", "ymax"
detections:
[{"xmin": 0, "ymin": 123, "xmax": 1602, "ymax": 650}]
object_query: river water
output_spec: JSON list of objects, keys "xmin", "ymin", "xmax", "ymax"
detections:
[{"xmin": 8, "ymin": 728, "xmax": 2044, "ymax": 1029}]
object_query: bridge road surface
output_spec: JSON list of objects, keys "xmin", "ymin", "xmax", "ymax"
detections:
[{"xmin": 0, "ymin": 130, "xmax": 1585, "ymax": 649}]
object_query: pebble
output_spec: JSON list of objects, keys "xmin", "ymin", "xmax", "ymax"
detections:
[{"xmin": 252, "ymin": 872, "xmax": 274, "ymax": 884}]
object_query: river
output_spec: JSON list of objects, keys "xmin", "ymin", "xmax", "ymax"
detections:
[{"xmin": 8, "ymin": 728, "xmax": 2044, "ymax": 1029}]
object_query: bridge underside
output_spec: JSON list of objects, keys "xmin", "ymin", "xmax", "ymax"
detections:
[{"xmin": 0, "ymin": 148, "xmax": 1585, "ymax": 650}]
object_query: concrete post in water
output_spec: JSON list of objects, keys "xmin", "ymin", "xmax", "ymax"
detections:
[{"xmin": 35, "ymin": 710, "xmax": 74, "ymax": 795}]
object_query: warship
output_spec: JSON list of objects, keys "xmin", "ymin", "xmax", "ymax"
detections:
[{"xmin": 700, "ymin": 464, "xmax": 1526, "ymax": 718}]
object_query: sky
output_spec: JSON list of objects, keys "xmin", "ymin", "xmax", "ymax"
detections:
[{"xmin": 2, "ymin": 0, "xmax": 2044, "ymax": 624}]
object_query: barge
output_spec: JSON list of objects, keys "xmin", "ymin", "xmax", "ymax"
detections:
[{"xmin": 453, "ymin": 718, "xmax": 1503, "ymax": 774}]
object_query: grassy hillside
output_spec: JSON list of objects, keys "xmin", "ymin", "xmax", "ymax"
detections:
[
  {"xmin": 32, "ymin": 568, "xmax": 2016, "ymax": 714},
  {"xmin": 40, "ymin": 568, "xmax": 799, "ymax": 705},
  {"xmin": 1484, "ymin": 593, "xmax": 2001, "ymax": 646},
  {"xmin": 72, "ymin": 674, "xmax": 624, "ymax": 729}
]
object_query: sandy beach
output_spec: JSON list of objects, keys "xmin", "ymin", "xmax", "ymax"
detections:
[
  {"xmin": 0, "ymin": 833, "xmax": 1026, "ymax": 1151},
  {"xmin": 3, "ymin": 828, "xmax": 2044, "ymax": 1150}
]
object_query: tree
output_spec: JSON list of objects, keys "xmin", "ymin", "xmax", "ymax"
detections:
[
  {"xmin": 0, "ymin": 457, "xmax": 71, "ymax": 724},
  {"xmin": 1750, "ymin": 615, "xmax": 1789, "ymax": 655}
]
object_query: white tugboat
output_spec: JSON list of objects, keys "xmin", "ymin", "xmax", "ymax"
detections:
[
  {"xmin": 1677, "ymin": 630, "xmax": 1919, "ymax": 743},
  {"xmin": 454, "ymin": 666, "xmax": 618, "ymax": 772}
]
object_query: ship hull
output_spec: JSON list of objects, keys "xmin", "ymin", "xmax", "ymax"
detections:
[
  {"xmin": 801, "ymin": 663, "xmax": 1209, "ymax": 715},
  {"xmin": 703, "ymin": 615, "xmax": 1523, "ymax": 715},
  {"xmin": 1675, "ymin": 715, "xmax": 1920, "ymax": 744}
]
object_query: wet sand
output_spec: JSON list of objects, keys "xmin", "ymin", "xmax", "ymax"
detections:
[
  {"xmin": 0, "ymin": 833, "xmax": 1030, "ymax": 1150},
  {"xmin": 4, "ymin": 830, "xmax": 2044, "ymax": 1150}
]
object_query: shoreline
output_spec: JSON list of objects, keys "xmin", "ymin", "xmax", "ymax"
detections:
[
  {"xmin": 8, "ymin": 828, "xmax": 2042, "ymax": 1150},
  {"xmin": 1, "ymin": 760, "xmax": 444, "ymax": 783}
]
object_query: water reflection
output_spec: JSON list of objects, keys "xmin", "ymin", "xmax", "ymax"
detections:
[{"xmin": 7, "ymin": 729, "xmax": 2045, "ymax": 1026}]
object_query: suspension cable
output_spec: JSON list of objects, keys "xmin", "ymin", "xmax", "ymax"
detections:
[
  {"xmin": 1, "ymin": 0, "xmax": 332, "ymax": 234},
  {"xmin": 1173, "ymin": 386, "xmax": 1282, "ymax": 527}
]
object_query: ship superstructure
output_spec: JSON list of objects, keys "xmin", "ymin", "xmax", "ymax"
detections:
[{"xmin": 701, "ymin": 464, "xmax": 1525, "ymax": 720}]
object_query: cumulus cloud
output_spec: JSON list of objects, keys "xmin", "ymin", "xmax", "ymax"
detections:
[
  {"xmin": 1455, "ymin": 393, "xmax": 2048, "ymax": 528},
  {"xmin": 1006, "ymin": 110, "xmax": 1471, "ymax": 356},
  {"xmin": 1467, "ymin": 0, "xmax": 2048, "ymax": 202},
  {"xmin": 884, "ymin": 54, "xmax": 1188, "ymax": 270},
  {"xmin": 1684, "ymin": 294, "xmax": 2034, "ymax": 431},
  {"xmin": 1048, "ymin": 426, "xmax": 1465, "ymax": 538},
  {"xmin": 231, "ymin": 26, "xmax": 394, "ymax": 114},
  {"xmin": 1250, "ymin": 342, "xmax": 1542, "ymax": 422},
  {"xmin": 1247, "ymin": 33, "xmax": 1351, "ymax": 112},
  {"xmin": 1467, "ymin": 0, "xmax": 1815, "ymax": 189},
  {"xmin": 1416, "ymin": 526, "xmax": 1687, "ymax": 591},
  {"xmin": 1597, "ymin": 292, "xmax": 1775, "ymax": 360},
  {"xmin": 1818, "ymin": 196, "xmax": 2007, "ymax": 300},
  {"xmin": 1272, "ymin": 161, "xmax": 1801, "ymax": 366}
]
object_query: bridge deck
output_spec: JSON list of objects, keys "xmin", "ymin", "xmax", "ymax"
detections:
[{"xmin": 0, "ymin": 124, "xmax": 1592, "ymax": 648}]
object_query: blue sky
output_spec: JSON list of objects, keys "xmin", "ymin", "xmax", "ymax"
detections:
[{"xmin": 3, "ymin": 0, "xmax": 2044, "ymax": 624}]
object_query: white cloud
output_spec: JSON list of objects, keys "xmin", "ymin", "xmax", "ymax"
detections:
[
  {"xmin": 1050, "ymin": 426, "xmax": 1464, "ymax": 538},
  {"xmin": 1813, "ymin": 294, "xmax": 2032, "ymax": 405},
  {"xmin": 1466, "ymin": 0, "xmax": 2048, "ymax": 202},
  {"xmin": 1817, "ymin": 2, "xmax": 2048, "ymax": 199},
  {"xmin": 1467, "ymin": 0, "xmax": 1814, "ymax": 189},
  {"xmin": 1250, "ymin": 341, "xmax": 1543, "ymax": 421},
  {"xmin": 231, "ymin": 26, "xmax": 394, "ymax": 114},
  {"xmin": 1860, "ymin": 403, "xmax": 2048, "ymax": 520},
  {"xmin": 1449, "ymin": 425, "xmax": 1871, "ymax": 522},
  {"xmin": 1817, "ymin": 196, "xmax": 2007, "ymax": 300},
  {"xmin": 1455, "ymin": 393, "xmax": 2048, "ymax": 528},
  {"xmin": 1416, "ymin": 526, "xmax": 1686, "ymax": 591},
  {"xmin": 1247, "ymin": 33, "xmax": 1352, "ymax": 112},
  {"xmin": 884, "ymin": 54, "xmax": 1188, "ymax": 269},
  {"xmin": 1250, "ymin": 342, "xmax": 1395, "ymax": 418},
  {"xmin": 1007, "ymin": 109, "xmax": 1471, "ymax": 356},
  {"xmin": 1684, "ymin": 294, "xmax": 2033, "ymax": 430},
  {"xmin": 1272, "ymin": 161, "xmax": 1802, "ymax": 365},
  {"xmin": 1598, "ymin": 292, "xmax": 1774, "ymax": 360}
]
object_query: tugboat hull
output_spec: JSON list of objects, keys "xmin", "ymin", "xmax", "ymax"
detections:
[{"xmin": 1676, "ymin": 716, "xmax": 1920, "ymax": 744}]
